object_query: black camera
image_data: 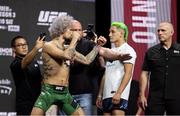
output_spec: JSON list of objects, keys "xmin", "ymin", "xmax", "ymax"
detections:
[
  {"xmin": 39, "ymin": 32, "xmax": 46, "ymax": 41},
  {"xmin": 85, "ymin": 24, "xmax": 95, "ymax": 40}
]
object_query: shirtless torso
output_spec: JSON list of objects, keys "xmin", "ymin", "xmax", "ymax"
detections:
[
  {"xmin": 42, "ymin": 38, "xmax": 70, "ymax": 86},
  {"xmin": 31, "ymin": 27, "xmax": 99, "ymax": 115}
]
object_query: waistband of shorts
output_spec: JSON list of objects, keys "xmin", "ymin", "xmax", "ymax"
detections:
[{"xmin": 42, "ymin": 83, "xmax": 68, "ymax": 92}]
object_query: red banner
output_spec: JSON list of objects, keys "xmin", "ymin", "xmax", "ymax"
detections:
[
  {"xmin": 123, "ymin": 0, "xmax": 177, "ymax": 80},
  {"xmin": 124, "ymin": 0, "xmax": 149, "ymax": 80}
]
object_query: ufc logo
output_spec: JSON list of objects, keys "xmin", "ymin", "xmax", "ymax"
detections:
[{"xmin": 37, "ymin": 11, "xmax": 67, "ymax": 26}]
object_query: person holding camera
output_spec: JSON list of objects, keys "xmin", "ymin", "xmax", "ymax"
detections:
[
  {"xmin": 10, "ymin": 35, "xmax": 44, "ymax": 115},
  {"xmin": 68, "ymin": 20, "xmax": 105, "ymax": 115}
]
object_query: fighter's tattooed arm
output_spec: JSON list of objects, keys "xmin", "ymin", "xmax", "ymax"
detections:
[
  {"xmin": 73, "ymin": 45, "xmax": 99, "ymax": 65},
  {"xmin": 63, "ymin": 48, "xmax": 76, "ymax": 60}
]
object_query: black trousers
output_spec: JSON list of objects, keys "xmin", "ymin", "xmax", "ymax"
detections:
[
  {"xmin": 145, "ymin": 97, "xmax": 180, "ymax": 115},
  {"xmin": 16, "ymin": 101, "xmax": 34, "ymax": 115}
]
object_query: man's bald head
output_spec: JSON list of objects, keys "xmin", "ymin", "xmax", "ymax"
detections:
[
  {"xmin": 159, "ymin": 22, "xmax": 174, "ymax": 34},
  {"xmin": 70, "ymin": 20, "xmax": 83, "ymax": 37}
]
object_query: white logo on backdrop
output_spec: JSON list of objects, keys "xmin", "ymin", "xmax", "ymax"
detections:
[
  {"xmin": 0, "ymin": 79, "xmax": 12, "ymax": 95},
  {"xmin": 37, "ymin": 11, "xmax": 67, "ymax": 26},
  {"xmin": 0, "ymin": 112, "xmax": 16, "ymax": 116},
  {"xmin": 0, "ymin": 5, "xmax": 20, "ymax": 32},
  {"xmin": 0, "ymin": 48, "xmax": 13, "ymax": 56}
]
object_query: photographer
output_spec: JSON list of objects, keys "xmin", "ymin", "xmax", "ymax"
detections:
[
  {"xmin": 68, "ymin": 20, "xmax": 104, "ymax": 115},
  {"xmin": 10, "ymin": 35, "xmax": 44, "ymax": 115}
]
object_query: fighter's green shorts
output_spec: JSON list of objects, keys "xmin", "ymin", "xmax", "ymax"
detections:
[{"xmin": 34, "ymin": 83, "xmax": 80, "ymax": 115}]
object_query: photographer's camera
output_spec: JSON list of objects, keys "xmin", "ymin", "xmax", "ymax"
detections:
[{"xmin": 85, "ymin": 24, "xmax": 95, "ymax": 40}]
